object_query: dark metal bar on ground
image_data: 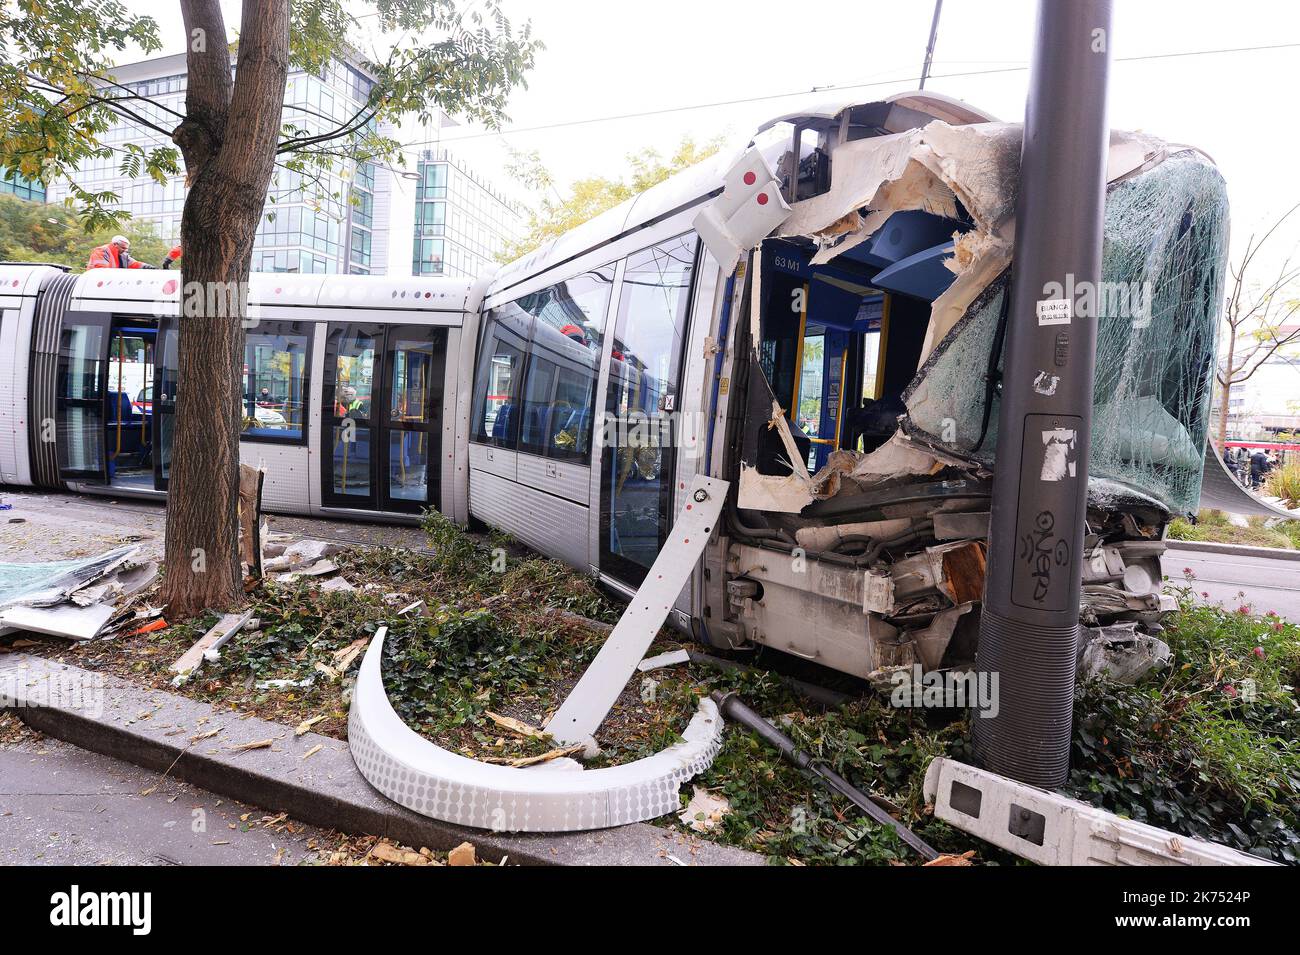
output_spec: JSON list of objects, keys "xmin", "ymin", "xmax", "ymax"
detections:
[{"xmin": 711, "ymin": 690, "xmax": 939, "ymax": 861}]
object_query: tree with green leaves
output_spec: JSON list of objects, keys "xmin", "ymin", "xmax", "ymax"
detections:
[
  {"xmin": 0, "ymin": 192, "xmax": 169, "ymax": 268},
  {"xmin": 1, "ymin": 0, "xmax": 539, "ymax": 616},
  {"xmin": 500, "ymin": 136, "xmax": 723, "ymax": 262}
]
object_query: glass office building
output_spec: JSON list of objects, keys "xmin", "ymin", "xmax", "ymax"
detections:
[
  {"xmin": 412, "ymin": 149, "xmax": 524, "ymax": 279},
  {"xmin": 45, "ymin": 53, "xmax": 380, "ymax": 274}
]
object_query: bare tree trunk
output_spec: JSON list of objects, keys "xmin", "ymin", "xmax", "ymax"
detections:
[
  {"xmin": 161, "ymin": 0, "xmax": 288, "ymax": 618},
  {"xmin": 1217, "ymin": 330, "xmax": 1236, "ymax": 452}
]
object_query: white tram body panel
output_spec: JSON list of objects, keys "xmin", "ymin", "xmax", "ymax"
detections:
[{"xmin": 29, "ymin": 268, "xmax": 483, "ymax": 523}]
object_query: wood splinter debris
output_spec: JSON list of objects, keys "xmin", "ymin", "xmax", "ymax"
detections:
[
  {"xmin": 483, "ymin": 711, "xmax": 547, "ymax": 740},
  {"xmin": 230, "ymin": 738, "xmax": 274, "ymax": 753},
  {"xmin": 294, "ymin": 715, "xmax": 326, "ymax": 736},
  {"xmin": 482, "ymin": 744, "xmax": 584, "ymax": 768}
]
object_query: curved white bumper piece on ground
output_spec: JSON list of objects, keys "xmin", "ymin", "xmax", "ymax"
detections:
[{"xmin": 349, "ymin": 631, "xmax": 725, "ymax": 832}]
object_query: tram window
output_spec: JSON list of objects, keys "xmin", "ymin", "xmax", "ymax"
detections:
[
  {"xmin": 516, "ymin": 265, "xmax": 613, "ymax": 460},
  {"xmin": 242, "ymin": 322, "xmax": 311, "ymax": 442},
  {"xmin": 861, "ymin": 327, "xmax": 882, "ymax": 401},
  {"xmin": 601, "ymin": 233, "xmax": 698, "ymax": 578},
  {"xmin": 470, "ymin": 312, "xmax": 527, "ymax": 448},
  {"xmin": 331, "ymin": 328, "xmax": 376, "ymax": 420}
]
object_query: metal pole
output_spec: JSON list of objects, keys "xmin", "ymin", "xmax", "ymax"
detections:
[
  {"xmin": 918, "ymin": 0, "xmax": 944, "ymax": 90},
  {"xmin": 971, "ymin": 0, "xmax": 1113, "ymax": 787}
]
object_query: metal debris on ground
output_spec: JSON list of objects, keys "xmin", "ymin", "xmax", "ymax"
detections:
[
  {"xmin": 637, "ymin": 649, "xmax": 692, "ymax": 672},
  {"xmin": 170, "ymin": 610, "xmax": 254, "ymax": 683},
  {"xmin": 1078, "ymin": 622, "xmax": 1173, "ymax": 684}
]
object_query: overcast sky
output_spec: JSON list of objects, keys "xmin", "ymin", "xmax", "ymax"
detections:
[{"xmin": 118, "ymin": 0, "xmax": 1300, "ymax": 272}]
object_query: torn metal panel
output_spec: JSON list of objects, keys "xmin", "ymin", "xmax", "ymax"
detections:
[
  {"xmin": 727, "ymin": 542, "xmax": 906, "ymax": 679},
  {"xmin": 1078, "ymin": 623, "xmax": 1172, "ymax": 684},
  {"xmin": 909, "ymin": 602, "xmax": 974, "ymax": 670},
  {"xmin": 69, "ymin": 560, "xmax": 158, "ymax": 607}
]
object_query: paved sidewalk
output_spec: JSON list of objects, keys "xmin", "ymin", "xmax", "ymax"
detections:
[{"xmin": 0, "ymin": 729, "xmax": 330, "ymax": 865}]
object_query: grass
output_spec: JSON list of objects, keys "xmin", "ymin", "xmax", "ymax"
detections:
[
  {"xmin": 1168, "ymin": 509, "xmax": 1300, "ymax": 550},
  {"xmin": 5, "ymin": 512, "xmax": 1297, "ymax": 864},
  {"xmin": 1266, "ymin": 459, "xmax": 1300, "ymax": 508}
]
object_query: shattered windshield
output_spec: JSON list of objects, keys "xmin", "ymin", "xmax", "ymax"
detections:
[{"xmin": 905, "ymin": 150, "xmax": 1229, "ymax": 515}]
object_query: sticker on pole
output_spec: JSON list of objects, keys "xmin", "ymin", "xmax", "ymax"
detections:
[{"xmin": 1036, "ymin": 298, "xmax": 1072, "ymax": 326}]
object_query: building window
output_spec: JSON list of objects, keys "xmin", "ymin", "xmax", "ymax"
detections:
[
  {"xmin": 242, "ymin": 322, "xmax": 312, "ymax": 442},
  {"xmin": 413, "ymin": 238, "xmax": 444, "ymax": 275},
  {"xmin": 415, "ymin": 200, "xmax": 445, "ymax": 236},
  {"xmin": 0, "ymin": 172, "xmax": 45, "ymax": 202},
  {"xmin": 417, "ymin": 163, "xmax": 447, "ymax": 200}
]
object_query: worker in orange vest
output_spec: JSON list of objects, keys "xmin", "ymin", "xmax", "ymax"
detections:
[
  {"xmin": 161, "ymin": 245, "xmax": 182, "ymax": 269},
  {"xmin": 86, "ymin": 235, "xmax": 148, "ymax": 270}
]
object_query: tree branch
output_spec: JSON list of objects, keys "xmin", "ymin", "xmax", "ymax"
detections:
[{"xmin": 176, "ymin": 0, "xmax": 234, "ymax": 173}]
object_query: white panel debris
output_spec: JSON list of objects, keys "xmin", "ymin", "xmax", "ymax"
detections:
[
  {"xmin": 546, "ymin": 475, "xmax": 727, "ymax": 747},
  {"xmin": 348, "ymin": 631, "xmax": 725, "ymax": 832},
  {"xmin": 924, "ymin": 757, "xmax": 1276, "ymax": 866},
  {"xmin": 637, "ymin": 649, "xmax": 692, "ymax": 672},
  {"xmin": 0, "ymin": 545, "xmax": 155, "ymax": 641},
  {"xmin": 170, "ymin": 611, "xmax": 255, "ymax": 683}
]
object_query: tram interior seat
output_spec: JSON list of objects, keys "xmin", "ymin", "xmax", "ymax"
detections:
[{"xmin": 106, "ymin": 390, "xmax": 151, "ymax": 475}]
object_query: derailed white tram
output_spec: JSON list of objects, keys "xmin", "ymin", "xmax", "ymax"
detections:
[{"xmin": 0, "ymin": 91, "xmax": 1229, "ymax": 681}]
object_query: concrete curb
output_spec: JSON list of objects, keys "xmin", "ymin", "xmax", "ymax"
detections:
[
  {"xmin": 0, "ymin": 653, "xmax": 764, "ymax": 866},
  {"xmin": 1165, "ymin": 539, "xmax": 1300, "ymax": 562}
]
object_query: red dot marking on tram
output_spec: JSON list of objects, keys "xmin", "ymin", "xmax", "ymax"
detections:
[
  {"xmin": 743, "ymin": 171, "xmax": 756, "ymax": 186},
  {"xmin": 757, "ymin": 192, "xmax": 769, "ymax": 206}
]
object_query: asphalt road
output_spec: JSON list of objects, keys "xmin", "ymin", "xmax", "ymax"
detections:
[
  {"xmin": 0, "ymin": 730, "xmax": 333, "ymax": 865},
  {"xmin": 1164, "ymin": 543, "xmax": 1300, "ymax": 622}
]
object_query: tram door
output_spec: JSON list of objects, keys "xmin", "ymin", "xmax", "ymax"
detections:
[
  {"xmin": 56, "ymin": 313, "xmax": 170, "ymax": 491},
  {"xmin": 55, "ymin": 312, "xmax": 110, "ymax": 483},
  {"xmin": 321, "ymin": 323, "xmax": 445, "ymax": 513},
  {"xmin": 105, "ymin": 321, "xmax": 158, "ymax": 490}
]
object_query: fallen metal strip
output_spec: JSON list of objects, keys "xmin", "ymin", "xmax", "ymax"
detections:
[
  {"xmin": 923, "ymin": 757, "xmax": 1276, "ymax": 866},
  {"xmin": 349, "ymin": 630, "xmax": 724, "ymax": 832},
  {"xmin": 170, "ymin": 610, "xmax": 254, "ymax": 683},
  {"xmin": 545, "ymin": 475, "xmax": 728, "ymax": 747}
]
